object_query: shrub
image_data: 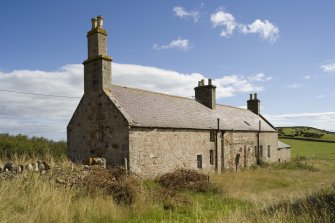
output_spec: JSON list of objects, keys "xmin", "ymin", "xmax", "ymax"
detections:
[{"xmin": 0, "ymin": 133, "xmax": 66, "ymax": 160}]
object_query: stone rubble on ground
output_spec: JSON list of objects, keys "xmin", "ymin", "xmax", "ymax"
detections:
[{"xmin": 0, "ymin": 160, "xmax": 50, "ymax": 180}]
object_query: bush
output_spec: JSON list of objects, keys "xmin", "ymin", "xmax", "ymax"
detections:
[{"xmin": 0, "ymin": 133, "xmax": 66, "ymax": 160}]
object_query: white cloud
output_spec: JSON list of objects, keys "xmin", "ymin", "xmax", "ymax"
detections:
[
  {"xmin": 320, "ymin": 62, "xmax": 335, "ymax": 73},
  {"xmin": 287, "ymin": 84, "xmax": 301, "ymax": 89},
  {"xmin": 153, "ymin": 38, "xmax": 190, "ymax": 51},
  {"xmin": 240, "ymin": 19, "xmax": 279, "ymax": 43},
  {"xmin": 264, "ymin": 112, "xmax": 335, "ymax": 132},
  {"xmin": 303, "ymin": 75, "xmax": 311, "ymax": 79},
  {"xmin": 210, "ymin": 10, "xmax": 236, "ymax": 37},
  {"xmin": 248, "ymin": 73, "xmax": 272, "ymax": 82},
  {"xmin": 113, "ymin": 64, "xmax": 262, "ymax": 98},
  {"xmin": 210, "ymin": 9, "xmax": 279, "ymax": 43},
  {"xmin": 173, "ymin": 6, "xmax": 200, "ymax": 22},
  {"xmin": 0, "ymin": 63, "xmax": 265, "ymax": 140}
]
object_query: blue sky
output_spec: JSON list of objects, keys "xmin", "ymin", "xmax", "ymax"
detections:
[{"xmin": 0, "ymin": 0, "xmax": 335, "ymax": 140}]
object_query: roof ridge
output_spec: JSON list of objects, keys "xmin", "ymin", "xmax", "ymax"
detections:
[
  {"xmin": 216, "ymin": 103, "xmax": 248, "ymax": 111},
  {"xmin": 111, "ymin": 84, "xmax": 195, "ymax": 101},
  {"xmin": 112, "ymin": 84, "xmax": 251, "ymax": 111}
]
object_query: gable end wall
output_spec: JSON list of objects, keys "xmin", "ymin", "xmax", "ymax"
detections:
[{"xmin": 67, "ymin": 92, "xmax": 129, "ymax": 167}]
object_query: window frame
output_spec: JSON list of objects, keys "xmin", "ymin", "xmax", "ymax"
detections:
[{"xmin": 197, "ymin": 155, "xmax": 203, "ymax": 169}]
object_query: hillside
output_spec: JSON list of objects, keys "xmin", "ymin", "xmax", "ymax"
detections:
[{"xmin": 277, "ymin": 126, "xmax": 335, "ymax": 142}]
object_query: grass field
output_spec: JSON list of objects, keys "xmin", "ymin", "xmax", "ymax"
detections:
[{"xmin": 280, "ymin": 138, "xmax": 335, "ymax": 160}]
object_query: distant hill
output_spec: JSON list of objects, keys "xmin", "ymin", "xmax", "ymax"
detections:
[{"xmin": 277, "ymin": 126, "xmax": 335, "ymax": 142}]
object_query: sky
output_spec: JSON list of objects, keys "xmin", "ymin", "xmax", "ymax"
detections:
[{"xmin": 0, "ymin": 0, "xmax": 335, "ymax": 140}]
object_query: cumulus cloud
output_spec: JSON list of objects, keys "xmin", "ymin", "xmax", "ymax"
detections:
[
  {"xmin": 248, "ymin": 73, "xmax": 272, "ymax": 82},
  {"xmin": 153, "ymin": 38, "xmax": 190, "ymax": 51},
  {"xmin": 210, "ymin": 9, "xmax": 279, "ymax": 42},
  {"xmin": 320, "ymin": 62, "xmax": 335, "ymax": 73},
  {"xmin": 173, "ymin": 6, "xmax": 200, "ymax": 22},
  {"xmin": 0, "ymin": 63, "xmax": 266, "ymax": 140},
  {"xmin": 210, "ymin": 10, "xmax": 236, "ymax": 37},
  {"xmin": 264, "ymin": 112, "xmax": 335, "ymax": 132},
  {"xmin": 240, "ymin": 19, "xmax": 279, "ymax": 43},
  {"xmin": 303, "ymin": 75, "xmax": 311, "ymax": 79},
  {"xmin": 113, "ymin": 64, "xmax": 262, "ymax": 98}
]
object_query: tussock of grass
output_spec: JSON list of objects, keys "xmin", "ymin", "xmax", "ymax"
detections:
[
  {"xmin": 257, "ymin": 159, "xmax": 319, "ymax": 171},
  {"xmin": 264, "ymin": 187, "xmax": 335, "ymax": 222}
]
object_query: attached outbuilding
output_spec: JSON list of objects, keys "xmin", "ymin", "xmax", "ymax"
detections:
[{"xmin": 277, "ymin": 141, "xmax": 291, "ymax": 162}]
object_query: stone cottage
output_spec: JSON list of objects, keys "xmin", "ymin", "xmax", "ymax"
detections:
[{"xmin": 67, "ymin": 16, "xmax": 291, "ymax": 178}]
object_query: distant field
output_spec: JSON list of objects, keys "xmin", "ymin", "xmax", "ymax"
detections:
[
  {"xmin": 280, "ymin": 138, "xmax": 335, "ymax": 160},
  {"xmin": 277, "ymin": 126, "xmax": 335, "ymax": 141}
]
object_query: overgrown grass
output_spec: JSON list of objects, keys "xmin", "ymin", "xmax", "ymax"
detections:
[
  {"xmin": 1, "ymin": 159, "xmax": 334, "ymax": 223},
  {"xmin": 0, "ymin": 133, "xmax": 334, "ymax": 222},
  {"xmin": 256, "ymin": 158, "xmax": 319, "ymax": 171}
]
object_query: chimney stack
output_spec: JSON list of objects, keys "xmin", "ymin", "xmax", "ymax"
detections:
[
  {"xmin": 83, "ymin": 16, "xmax": 112, "ymax": 94},
  {"xmin": 194, "ymin": 79, "xmax": 216, "ymax": 109},
  {"xmin": 247, "ymin": 93, "xmax": 260, "ymax": 115}
]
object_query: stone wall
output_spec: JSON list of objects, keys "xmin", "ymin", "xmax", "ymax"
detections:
[
  {"xmin": 129, "ymin": 128, "xmax": 216, "ymax": 178},
  {"xmin": 222, "ymin": 131, "xmax": 259, "ymax": 171},
  {"xmin": 129, "ymin": 128, "xmax": 289, "ymax": 178},
  {"xmin": 276, "ymin": 148, "xmax": 291, "ymax": 162},
  {"xmin": 67, "ymin": 92, "xmax": 129, "ymax": 167}
]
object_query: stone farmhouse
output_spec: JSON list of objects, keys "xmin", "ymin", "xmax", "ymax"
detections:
[{"xmin": 67, "ymin": 16, "xmax": 291, "ymax": 178}]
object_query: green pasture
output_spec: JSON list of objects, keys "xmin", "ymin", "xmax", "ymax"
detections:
[{"xmin": 280, "ymin": 138, "xmax": 335, "ymax": 160}]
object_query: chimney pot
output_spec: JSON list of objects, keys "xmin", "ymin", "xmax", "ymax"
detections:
[
  {"xmin": 91, "ymin": 18, "xmax": 97, "ymax": 30},
  {"xmin": 250, "ymin": 94, "xmax": 253, "ymax": 100},
  {"xmin": 201, "ymin": 79, "xmax": 205, "ymax": 86},
  {"xmin": 254, "ymin": 93, "xmax": 257, "ymax": 100},
  {"xmin": 208, "ymin": 79, "xmax": 212, "ymax": 85},
  {"xmin": 97, "ymin": 15, "xmax": 104, "ymax": 28}
]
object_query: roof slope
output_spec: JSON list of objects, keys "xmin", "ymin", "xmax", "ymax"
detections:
[
  {"xmin": 111, "ymin": 85, "xmax": 276, "ymax": 132},
  {"xmin": 278, "ymin": 141, "xmax": 291, "ymax": 149}
]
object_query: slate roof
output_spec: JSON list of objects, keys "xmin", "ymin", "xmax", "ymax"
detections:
[
  {"xmin": 110, "ymin": 85, "xmax": 276, "ymax": 132},
  {"xmin": 278, "ymin": 141, "xmax": 291, "ymax": 149}
]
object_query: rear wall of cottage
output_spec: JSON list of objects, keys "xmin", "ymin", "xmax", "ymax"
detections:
[{"xmin": 129, "ymin": 128, "xmax": 216, "ymax": 178}]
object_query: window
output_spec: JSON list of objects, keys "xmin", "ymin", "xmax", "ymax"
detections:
[
  {"xmin": 260, "ymin": 145, "xmax": 263, "ymax": 157},
  {"xmin": 209, "ymin": 150, "xmax": 214, "ymax": 165},
  {"xmin": 210, "ymin": 130, "xmax": 215, "ymax": 142},
  {"xmin": 254, "ymin": 146, "xmax": 257, "ymax": 157},
  {"xmin": 267, "ymin": 145, "xmax": 271, "ymax": 158},
  {"xmin": 197, "ymin": 155, "xmax": 202, "ymax": 169}
]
